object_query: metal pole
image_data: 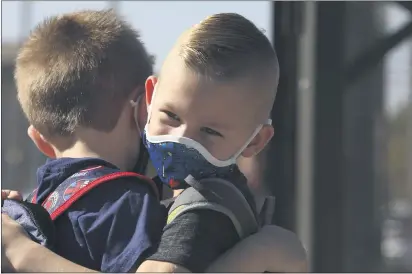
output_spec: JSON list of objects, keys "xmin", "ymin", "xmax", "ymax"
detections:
[
  {"xmin": 312, "ymin": 2, "xmax": 346, "ymax": 271},
  {"xmin": 295, "ymin": 1, "xmax": 317, "ymax": 269},
  {"xmin": 269, "ymin": 1, "xmax": 300, "ymax": 230},
  {"xmin": 407, "ymin": 41, "xmax": 412, "ymax": 199}
]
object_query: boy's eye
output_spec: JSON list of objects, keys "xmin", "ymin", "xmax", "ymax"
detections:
[
  {"xmin": 201, "ymin": 127, "xmax": 223, "ymax": 137},
  {"xmin": 164, "ymin": 110, "xmax": 181, "ymax": 121}
]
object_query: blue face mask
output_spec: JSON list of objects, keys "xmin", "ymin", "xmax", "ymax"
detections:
[{"xmin": 132, "ymin": 87, "xmax": 272, "ymax": 189}]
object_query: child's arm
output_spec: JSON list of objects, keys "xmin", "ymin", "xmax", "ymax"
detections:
[
  {"xmin": 3, "ymin": 213, "xmax": 307, "ymax": 273},
  {"xmin": 3, "ymin": 211, "xmax": 197, "ymax": 273},
  {"xmin": 206, "ymin": 225, "xmax": 308, "ymax": 273},
  {"xmin": 2, "ymin": 213, "xmax": 94, "ymax": 273}
]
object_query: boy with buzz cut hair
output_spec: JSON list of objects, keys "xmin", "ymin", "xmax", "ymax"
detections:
[
  {"xmin": 137, "ymin": 12, "xmax": 279, "ymax": 272},
  {"xmin": 11, "ymin": 9, "xmax": 166, "ymax": 272}
]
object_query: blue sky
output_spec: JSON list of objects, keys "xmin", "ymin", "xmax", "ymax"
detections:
[
  {"xmin": 1, "ymin": 1, "xmax": 272, "ymax": 71},
  {"xmin": 1, "ymin": 1, "xmax": 411, "ymax": 114}
]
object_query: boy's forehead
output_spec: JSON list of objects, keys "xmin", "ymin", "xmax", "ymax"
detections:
[
  {"xmin": 158, "ymin": 68, "xmax": 252, "ymax": 104},
  {"xmin": 157, "ymin": 79, "xmax": 260, "ymax": 129},
  {"xmin": 158, "ymin": 62, "xmax": 252, "ymax": 96},
  {"xmin": 157, "ymin": 56, "xmax": 270, "ymax": 125}
]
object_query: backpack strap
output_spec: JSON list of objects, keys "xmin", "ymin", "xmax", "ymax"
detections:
[
  {"xmin": 26, "ymin": 188, "xmax": 38, "ymax": 203},
  {"xmin": 167, "ymin": 175, "xmax": 259, "ymax": 239},
  {"xmin": 29, "ymin": 166, "xmax": 159, "ymax": 221}
]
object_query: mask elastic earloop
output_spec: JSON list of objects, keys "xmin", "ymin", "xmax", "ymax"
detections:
[
  {"xmin": 146, "ymin": 84, "xmax": 159, "ymax": 124},
  {"xmin": 232, "ymin": 125, "xmax": 264, "ymax": 159},
  {"xmin": 131, "ymin": 94, "xmax": 143, "ymax": 135},
  {"xmin": 232, "ymin": 119, "xmax": 272, "ymax": 159}
]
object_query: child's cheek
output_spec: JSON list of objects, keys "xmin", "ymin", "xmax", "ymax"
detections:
[
  {"xmin": 209, "ymin": 141, "xmax": 237, "ymax": 161},
  {"xmin": 147, "ymin": 114, "xmax": 164, "ymax": 136}
]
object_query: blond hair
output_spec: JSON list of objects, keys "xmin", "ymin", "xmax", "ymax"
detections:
[
  {"xmin": 179, "ymin": 13, "xmax": 279, "ymax": 87},
  {"xmin": 15, "ymin": 9, "xmax": 153, "ymax": 138}
]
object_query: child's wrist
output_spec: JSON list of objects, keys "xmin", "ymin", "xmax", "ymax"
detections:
[{"xmin": 7, "ymin": 238, "xmax": 40, "ymax": 272}]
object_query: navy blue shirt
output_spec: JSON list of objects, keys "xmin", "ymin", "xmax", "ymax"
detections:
[{"xmin": 34, "ymin": 157, "xmax": 166, "ymax": 272}]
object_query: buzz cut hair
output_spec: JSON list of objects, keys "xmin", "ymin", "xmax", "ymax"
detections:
[{"xmin": 178, "ymin": 13, "xmax": 279, "ymax": 88}]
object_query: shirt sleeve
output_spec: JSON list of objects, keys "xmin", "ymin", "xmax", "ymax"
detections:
[
  {"xmin": 68, "ymin": 178, "xmax": 166, "ymax": 272},
  {"xmin": 147, "ymin": 209, "xmax": 240, "ymax": 272}
]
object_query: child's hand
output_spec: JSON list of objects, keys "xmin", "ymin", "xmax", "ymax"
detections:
[
  {"xmin": 1, "ymin": 190, "xmax": 23, "ymax": 201},
  {"xmin": 207, "ymin": 225, "xmax": 308, "ymax": 273},
  {"xmin": 1, "ymin": 190, "xmax": 23, "ymax": 208}
]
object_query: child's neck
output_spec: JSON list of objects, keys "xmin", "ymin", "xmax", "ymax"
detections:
[
  {"xmin": 58, "ymin": 145, "xmax": 127, "ymax": 171},
  {"xmin": 54, "ymin": 130, "xmax": 134, "ymax": 171}
]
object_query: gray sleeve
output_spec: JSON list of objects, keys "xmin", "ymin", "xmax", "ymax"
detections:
[{"xmin": 146, "ymin": 209, "xmax": 239, "ymax": 272}]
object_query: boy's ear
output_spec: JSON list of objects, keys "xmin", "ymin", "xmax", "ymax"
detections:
[
  {"xmin": 27, "ymin": 125, "xmax": 56, "ymax": 159},
  {"xmin": 145, "ymin": 75, "xmax": 158, "ymax": 109},
  {"xmin": 241, "ymin": 125, "xmax": 274, "ymax": 158}
]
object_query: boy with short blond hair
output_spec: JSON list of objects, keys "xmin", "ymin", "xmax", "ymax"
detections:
[
  {"xmin": 16, "ymin": 10, "xmax": 152, "ymax": 142},
  {"xmin": 11, "ymin": 9, "xmax": 164, "ymax": 272}
]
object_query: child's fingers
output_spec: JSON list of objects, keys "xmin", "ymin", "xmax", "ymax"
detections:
[
  {"xmin": 2, "ymin": 190, "xmax": 10, "ymax": 200},
  {"xmin": 1, "ymin": 190, "xmax": 13, "ymax": 200},
  {"xmin": 8, "ymin": 191, "xmax": 23, "ymax": 200},
  {"xmin": 1, "ymin": 190, "xmax": 23, "ymax": 201}
]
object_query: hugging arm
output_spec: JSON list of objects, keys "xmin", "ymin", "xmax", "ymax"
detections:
[
  {"xmin": 2, "ymin": 214, "xmax": 307, "ymax": 273},
  {"xmin": 2, "ymin": 213, "xmax": 93, "ymax": 273},
  {"xmin": 207, "ymin": 225, "xmax": 308, "ymax": 273},
  {"xmin": 3, "ymin": 210, "xmax": 235, "ymax": 273}
]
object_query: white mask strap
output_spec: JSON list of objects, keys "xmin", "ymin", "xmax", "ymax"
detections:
[
  {"xmin": 130, "ymin": 94, "xmax": 144, "ymax": 135},
  {"xmin": 232, "ymin": 118, "xmax": 272, "ymax": 159},
  {"xmin": 146, "ymin": 84, "xmax": 159, "ymax": 124}
]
